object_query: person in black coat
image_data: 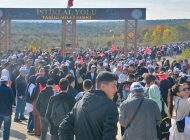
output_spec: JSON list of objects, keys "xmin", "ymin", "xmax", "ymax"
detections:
[
  {"xmin": 36, "ymin": 79, "xmax": 55, "ymax": 140},
  {"xmin": 0, "ymin": 76, "xmax": 14, "ymax": 140},
  {"xmin": 66, "ymin": 74, "xmax": 78, "ymax": 98},
  {"xmin": 14, "ymin": 67, "xmax": 28, "ymax": 122},
  {"xmin": 10, "ymin": 64, "xmax": 20, "ymax": 106},
  {"xmin": 25, "ymin": 75, "xmax": 36, "ymax": 134},
  {"xmin": 59, "ymin": 71, "xmax": 119, "ymax": 140},
  {"xmin": 160, "ymin": 79, "xmax": 171, "ymax": 106},
  {"xmin": 46, "ymin": 78, "xmax": 76, "ymax": 140},
  {"xmin": 85, "ymin": 64, "xmax": 97, "ymax": 89}
]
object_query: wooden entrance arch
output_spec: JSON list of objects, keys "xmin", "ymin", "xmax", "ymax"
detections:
[{"xmin": 0, "ymin": 8, "xmax": 146, "ymax": 56}]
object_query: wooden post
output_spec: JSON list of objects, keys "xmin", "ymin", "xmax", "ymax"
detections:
[
  {"xmin": 124, "ymin": 20, "xmax": 128, "ymax": 50},
  {"xmin": 62, "ymin": 20, "xmax": 67, "ymax": 58},
  {"xmin": 124, "ymin": 20, "xmax": 138, "ymax": 55},
  {"xmin": 7, "ymin": 19, "xmax": 11, "ymax": 51}
]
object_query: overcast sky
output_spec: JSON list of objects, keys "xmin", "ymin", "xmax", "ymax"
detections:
[{"xmin": 0, "ymin": 0, "xmax": 190, "ymax": 20}]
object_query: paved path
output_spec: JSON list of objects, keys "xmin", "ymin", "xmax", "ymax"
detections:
[
  {"xmin": 9, "ymin": 107, "xmax": 41, "ymax": 140},
  {"xmin": 3, "ymin": 107, "xmax": 122, "ymax": 140},
  {"xmin": 10, "ymin": 118, "xmax": 40, "ymax": 140}
]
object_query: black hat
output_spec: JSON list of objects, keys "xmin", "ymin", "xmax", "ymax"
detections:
[
  {"xmin": 47, "ymin": 79, "xmax": 54, "ymax": 86},
  {"xmin": 29, "ymin": 75, "xmax": 37, "ymax": 84}
]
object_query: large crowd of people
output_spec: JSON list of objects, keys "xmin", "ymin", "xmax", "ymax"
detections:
[{"xmin": 0, "ymin": 41, "xmax": 190, "ymax": 140}]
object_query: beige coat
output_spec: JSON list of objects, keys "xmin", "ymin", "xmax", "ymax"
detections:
[
  {"xmin": 173, "ymin": 97, "xmax": 190, "ymax": 140},
  {"xmin": 119, "ymin": 94, "xmax": 161, "ymax": 140}
]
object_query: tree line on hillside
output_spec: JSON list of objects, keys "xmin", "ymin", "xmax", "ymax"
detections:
[{"xmin": 10, "ymin": 20, "xmax": 190, "ymax": 50}]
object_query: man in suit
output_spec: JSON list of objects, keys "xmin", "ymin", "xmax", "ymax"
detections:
[{"xmin": 85, "ymin": 64, "xmax": 97, "ymax": 89}]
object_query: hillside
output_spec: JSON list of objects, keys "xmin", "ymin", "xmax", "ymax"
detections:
[{"xmin": 11, "ymin": 19, "xmax": 190, "ymax": 50}]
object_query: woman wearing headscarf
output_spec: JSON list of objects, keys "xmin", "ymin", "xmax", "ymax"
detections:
[{"xmin": 145, "ymin": 74, "xmax": 168, "ymax": 140}]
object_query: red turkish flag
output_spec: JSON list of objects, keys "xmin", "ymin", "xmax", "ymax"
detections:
[
  {"xmin": 153, "ymin": 74, "xmax": 168, "ymax": 80},
  {"xmin": 98, "ymin": 52, "xmax": 105, "ymax": 57},
  {"xmin": 68, "ymin": 0, "xmax": 74, "ymax": 7},
  {"xmin": 145, "ymin": 47, "xmax": 151, "ymax": 55},
  {"xmin": 111, "ymin": 44, "xmax": 118, "ymax": 51}
]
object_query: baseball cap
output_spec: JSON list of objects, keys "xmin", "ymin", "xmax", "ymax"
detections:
[
  {"xmin": 0, "ymin": 76, "xmax": 9, "ymax": 82},
  {"xmin": 66, "ymin": 60, "xmax": 71, "ymax": 64},
  {"xmin": 119, "ymin": 74, "xmax": 127, "ymax": 83},
  {"xmin": 54, "ymin": 62, "xmax": 60, "ymax": 66},
  {"xmin": 1, "ymin": 59, "xmax": 7, "ymax": 63},
  {"xmin": 123, "ymin": 64, "xmax": 129, "ymax": 68},
  {"xmin": 123, "ymin": 66, "xmax": 128, "ymax": 70},
  {"xmin": 128, "ymin": 60, "xmax": 135, "ymax": 65},
  {"xmin": 103, "ymin": 62, "xmax": 108, "ymax": 67},
  {"xmin": 91, "ymin": 64, "xmax": 97, "ymax": 68},
  {"xmin": 168, "ymin": 69, "xmax": 172, "ymax": 74},
  {"xmin": 146, "ymin": 61, "xmax": 151, "ymax": 64},
  {"xmin": 139, "ymin": 60, "xmax": 144, "ymax": 64},
  {"xmin": 181, "ymin": 63, "xmax": 186, "ymax": 67},
  {"xmin": 179, "ymin": 72, "xmax": 188, "ymax": 77},
  {"xmin": 65, "ymin": 63, "xmax": 70, "ymax": 66},
  {"xmin": 130, "ymin": 82, "xmax": 144, "ymax": 92},
  {"xmin": 173, "ymin": 67, "xmax": 180, "ymax": 74},
  {"xmin": 19, "ymin": 67, "xmax": 28, "ymax": 73},
  {"xmin": 117, "ymin": 63, "xmax": 122, "ymax": 67}
]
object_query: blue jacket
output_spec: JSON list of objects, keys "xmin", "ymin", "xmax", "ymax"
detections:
[
  {"xmin": 15, "ymin": 75, "xmax": 27, "ymax": 97},
  {"xmin": 0, "ymin": 83, "xmax": 14, "ymax": 116}
]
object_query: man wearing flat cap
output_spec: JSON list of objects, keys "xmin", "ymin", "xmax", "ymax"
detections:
[
  {"xmin": 119, "ymin": 82, "xmax": 161, "ymax": 140},
  {"xmin": 14, "ymin": 67, "xmax": 28, "ymax": 122}
]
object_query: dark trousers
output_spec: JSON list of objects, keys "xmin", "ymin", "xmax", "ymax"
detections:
[
  {"xmin": 15, "ymin": 97, "xmax": 26, "ymax": 119},
  {"xmin": 11, "ymin": 84, "xmax": 16, "ymax": 105},
  {"xmin": 27, "ymin": 112, "xmax": 34, "ymax": 131},
  {"xmin": 40, "ymin": 117, "xmax": 49, "ymax": 140},
  {"xmin": 50, "ymin": 125, "xmax": 60, "ymax": 140},
  {"xmin": 51, "ymin": 135, "xmax": 60, "ymax": 140},
  {"xmin": 121, "ymin": 126, "xmax": 125, "ymax": 136},
  {"xmin": 0, "ymin": 114, "xmax": 11, "ymax": 140}
]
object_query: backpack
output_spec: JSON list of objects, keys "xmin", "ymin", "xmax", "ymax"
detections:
[
  {"xmin": 50, "ymin": 98, "xmax": 70, "ymax": 126},
  {"xmin": 159, "ymin": 100, "xmax": 171, "ymax": 139}
]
